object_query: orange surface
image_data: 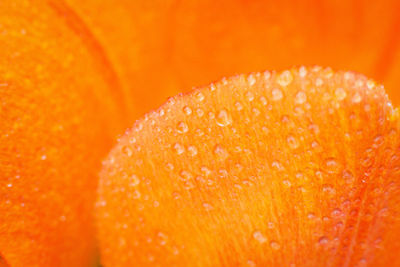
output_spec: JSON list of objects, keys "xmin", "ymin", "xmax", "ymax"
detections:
[
  {"xmin": 2, "ymin": 0, "xmax": 400, "ymax": 266},
  {"xmin": 65, "ymin": 0, "xmax": 400, "ymax": 117},
  {"xmin": 97, "ymin": 67, "xmax": 400, "ymax": 266},
  {"xmin": 0, "ymin": 1, "xmax": 130, "ymax": 266}
]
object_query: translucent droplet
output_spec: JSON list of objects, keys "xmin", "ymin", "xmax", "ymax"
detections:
[
  {"xmin": 173, "ymin": 143, "xmax": 185, "ymax": 155},
  {"xmin": 122, "ymin": 146, "xmax": 133, "ymax": 157},
  {"xmin": 245, "ymin": 91, "xmax": 255, "ymax": 102},
  {"xmin": 214, "ymin": 144, "xmax": 229, "ymax": 160},
  {"xmin": 202, "ymin": 202, "xmax": 214, "ymax": 211},
  {"xmin": 183, "ymin": 106, "xmax": 192, "ymax": 115},
  {"xmin": 253, "ymin": 230, "xmax": 267, "ymax": 244},
  {"xmin": 299, "ymin": 66, "xmax": 307, "ymax": 78},
  {"xmin": 248, "ymin": 74, "xmax": 256, "ymax": 86},
  {"xmin": 195, "ymin": 92, "xmax": 205, "ymax": 102},
  {"xmin": 335, "ymin": 87, "xmax": 347, "ymax": 101},
  {"xmin": 235, "ymin": 101, "xmax": 243, "ymax": 111},
  {"xmin": 318, "ymin": 236, "xmax": 329, "ymax": 245},
  {"xmin": 277, "ymin": 70, "xmax": 293, "ymax": 87},
  {"xmin": 325, "ymin": 158, "xmax": 341, "ymax": 174},
  {"xmin": 331, "ymin": 208, "xmax": 343, "ymax": 218},
  {"xmin": 157, "ymin": 232, "xmax": 168, "ymax": 246},
  {"xmin": 282, "ymin": 180, "xmax": 291, "ymax": 187},
  {"xmin": 287, "ymin": 135, "xmax": 299, "ymax": 149},
  {"xmin": 259, "ymin": 96, "xmax": 268, "ymax": 106},
  {"xmin": 129, "ymin": 174, "xmax": 140, "ymax": 187},
  {"xmin": 176, "ymin": 121, "xmax": 189, "ymax": 133},
  {"xmin": 179, "ymin": 170, "xmax": 192, "ymax": 181},
  {"xmin": 295, "ymin": 91, "xmax": 307, "ymax": 104},
  {"xmin": 352, "ymin": 92, "xmax": 362, "ymax": 103},
  {"xmin": 188, "ymin": 145, "xmax": 198, "ymax": 156},
  {"xmin": 216, "ymin": 110, "xmax": 232, "ymax": 127},
  {"xmin": 196, "ymin": 108, "xmax": 204, "ymax": 117},
  {"xmin": 270, "ymin": 241, "xmax": 281, "ymax": 250},
  {"xmin": 322, "ymin": 184, "xmax": 336, "ymax": 195},
  {"xmin": 315, "ymin": 78, "xmax": 323, "ymax": 87},
  {"xmin": 272, "ymin": 88, "xmax": 283, "ymax": 101}
]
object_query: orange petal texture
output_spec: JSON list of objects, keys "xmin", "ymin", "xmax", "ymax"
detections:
[
  {"xmin": 97, "ymin": 67, "xmax": 400, "ymax": 266},
  {"xmin": 64, "ymin": 0, "xmax": 400, "ymax": 117},
  {"xmin": 0, "ymin": 1, "xmax": 130, "ymax": 266}
]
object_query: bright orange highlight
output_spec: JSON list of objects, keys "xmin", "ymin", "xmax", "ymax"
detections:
[
  {"xmin": 97, "ymin": 67, "xmax": 400, "ymax": 266},
  {"xmin": 0, "ymin": 1, "xmax": 131, "ymax": 266}
]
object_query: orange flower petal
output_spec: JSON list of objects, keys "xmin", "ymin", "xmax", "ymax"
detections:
[
  {"xmin": 97, "ymin": 67, "xmax": 400, "ymax": 266},
  {"xmin": 0, "ymin": 1, "xmax": 129, "ymax": 266},
  {"xmin": 64, "ymin": 0, "xmax": 400, "ymax": 117}
]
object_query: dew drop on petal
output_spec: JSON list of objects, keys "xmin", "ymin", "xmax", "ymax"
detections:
[
  {"xmin": 272, "ymin": 88, "xmax": 283, "ymax": 101},
  {"xmin": 335, "ymin": 87, "xmax": 347, "ymax": 101},
  {"xmin": 176, "ymin": 121, "xmax": 189, "ymax": 133},
  {"xmin": 270, "ymin": 241, "xmax": 281, "ymax": 250},
  {"xmin": 216, "ymin": 110, "xmax": 232, "ymax": 127},
  {"xmin": 277, "ymin": 70, "xmax": 293, "ymax": 87},
  {"xmin": 173, "ymin": 143, "xmax": 185, "ymax": 155},
  {"xmin": 295, "ymin": 91, "xmax": 307, "ymax": 105},
  {"xmin": 253, "ymin": 230, "xmax": 267, "ymax": 244}
]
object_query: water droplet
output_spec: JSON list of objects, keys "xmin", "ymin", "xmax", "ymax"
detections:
[
  {"xmin": 325, "ymin": 158, "xmax": 341, "ymax": 174},
  {"xmin": 122, "ymin": 146, "xmax": 132, "ymax": 157},
  {"xmin": 352, "ymin": 92, "xmax": 362, "ymax": 103},
  {"xmin": 202, "ymin": 202, "xmax": 214, "ymax": 211},
  {"xmin": 272, "ymin": 88, "xmax": 283, "ymax": 101},
  {"xmin": 173, "ymin": 143, "xmax": 185, "ymax": 155},
  {"xmin": 277, "ymin": 70, "xmax": 293, "ymax": 87},
  {"xmin": 252, "ymin": 108, "xmax": 261, "ymax": 117},
  {"xmin": 253, "ymin": 230, "xmax": 267, "ymax": 244},
  {"xmin": 259, "ymin": 96, "xmax": 268, "ymax": 106},
  {"xmin": 196, "ymin": 108, "xmax": 204, "ymax": 117},
  {"xmin": 318, "ymin": 236, "xmax": 329, "ymax": 245},
  {"xmin": 299, "ymin": 66, "xmax": 307, "ymax": 77},
  {"xmin": 176, "ymin": 121, "xmax": 189, "ymax": 133},
  {"xmin": 307, "ymin": 212, "xmax": 316, "ymax": 220},
  {"xmin": 282, "ymin": 180, "xmax": 292, "ymax": 187},
  {"xmin": 182, "ymin": 145, "xmax": 195, "ymax": 157},
  {"xmin": 132, "ymin": 190, "xmax": 141, "ymax": 199},
  {"xmin": 216, "ymin": 110, "xmax": 232, "ymax": 127},
  {"xmin": 335, "ymin": 87, "xmax": 347, "ymax": 101},
  {"xmin": 41, "ymin": 154, "xmax": 47, "ymax": 160},
  {"xmin": 270, "ymin": 241, "xmax": 281, "ymax": 250},
  {"xmin": 248, "ymin": 74, "xmax": 256, "ymax": 86},
  {"xmin": 179, "ymin": 170, "xmax": 193, "ymax": 181},
  {"xmin": 165, "ymin": 162, "xmax": 174, "ymax": 171},
  {"xmin": 322, "ymin": 184, "xmax": 336, "ymax": 195},
  {"xmin": 195, "ymin": 92, "xmax": 205, "ymax": 102},
  {"xmin": 235, "ymin": 101, "xmax": 243, "ymax": 111},
  {"xmin": 183, "ymin": 106, "xmax": 192, "ymax": 115},
  {"xmin": 129, "ymin": 174, "xmax": 140, "ymax": 187},
  {"xmin": 295, "ymin": 91, "xmax": 307, "ymax": 104},
  {"xmin": 7, "ymin": 183, "xmax": 12, "ymax": 188},
  {"xmin": 331, "ymin": 208, "xmax": 343, "ymax": 218},
  {"xmin": 315, "ymin": 78, "xmax": 323, "ymax": 87},
  {"xmin": 245, "ymin": 91, "xmax": 255, "ymax": 102},
  {"xmin": 201, "ymin": 166, "xmax": 212, "ymax": 176},
  {"xmin": 157, "ymin": 232, "xmax": 168, "ymax": 246},
  {"xmin": 263, "ymin": 70, "xmax": 271, "ymax": 80},
  {"xmin": 366, "ymin": 80, "xmax": 376, "ymax": 89},
  {"xmin": 214, "ymin": 144, "xmax": 229, "ymax": 160},
  {"xmin": 287, "ymin": 135, "xmax": 299, "ymax": 149}
]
